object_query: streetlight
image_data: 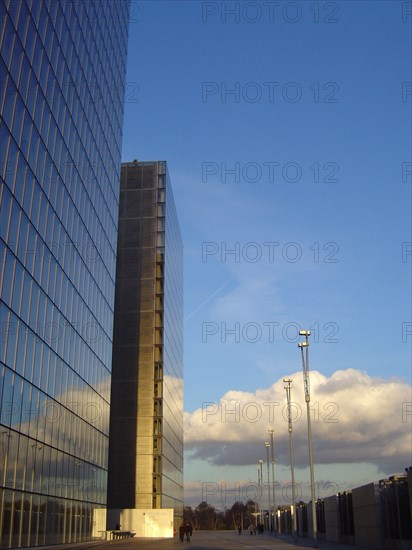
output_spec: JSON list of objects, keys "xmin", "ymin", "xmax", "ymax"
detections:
[
  {"xmin": 284, "ymin": 378, "xmax": 297, "ymax": 541},
  {"xmin": 256, "ymin": 461, "xmax": 260, "ymax": 526},
  {"xmin": 258, "ymin": 459, "xmax": 263, "ymax": 525},
  {"xmin": 268, "ymin": 429, "xmax": 276, "ymax": 533},
  {"xmin": 298, "ymin": 330, "xmax": 317, "ymax": 548},
  {"xmin": 264, "ymin": 442, "xmax": 271, "ymax": 531}
]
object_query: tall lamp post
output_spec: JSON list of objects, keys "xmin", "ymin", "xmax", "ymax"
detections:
[
  {"xmin": 268, "ymin": 429, "xmax": 276, "ymax": 533},
  {"xmin": 256, "ymin": 463, "xmax": 260, "ymax": 527},
  {"xmin": 265, "ymin": 442, "xmax": 271, "ymax": 531},
  {"xmin": 258, "ymin": 459, "xmax": 263, "ymax": 525},
  {"xmin": 298, "ymin": 329, "xmax": 317, "ymax": 548},
  {"xmin": 284, "ymin": 378, "xmax": 297, "ymax": 541}
]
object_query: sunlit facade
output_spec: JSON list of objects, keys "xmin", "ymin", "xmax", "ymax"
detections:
[
  {"xmin": 108, "ymin": 161, "xmax": 183, "ymax": 527},
  {"xmin": 0, "ymin": 0, "xmax": 129, "ymax": 546}
]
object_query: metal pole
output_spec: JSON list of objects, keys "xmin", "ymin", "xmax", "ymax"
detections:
[
  {"xmin": 258, "ymin": 460, "xmax": 263, "ymax": 525},
  {"xmin": 265, "ymin": 442, "xmax": 271, "ymax": 531},
  {"xmin": 284, "ymin": 379, "xmax": 297, "ymax": 541},
  {"xmin": 268, "ymin": 429, "xmax": 276, "ymax": 533},
  {"xmin": 257, "ymin": 463, "xmax": 260, "ymax": 527},
  {"xmin": 299, "ymin": 334, "xmax": 317, "ymax": 548}
]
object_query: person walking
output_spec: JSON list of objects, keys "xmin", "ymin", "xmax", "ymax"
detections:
[{"xmin": 179, "ymin": 523, "xmax": 184, "ymax": 542}]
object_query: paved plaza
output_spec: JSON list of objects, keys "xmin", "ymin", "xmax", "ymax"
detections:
[{"xmin": 30, "ymin": 531, "xmax": 367, "ymax": 550}]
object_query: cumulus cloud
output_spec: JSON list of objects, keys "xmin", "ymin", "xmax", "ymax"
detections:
[{"xmin": 184, "ymin": 369, "xmax": 411, "ymax": 472}]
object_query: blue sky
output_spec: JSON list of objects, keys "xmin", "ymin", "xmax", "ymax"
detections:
[{"xmin": 121, "ymin": 1, "xmax": 411, "ymax": 506}]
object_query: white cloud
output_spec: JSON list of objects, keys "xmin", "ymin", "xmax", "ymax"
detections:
[{"xmin": 184, "ymin": 368, "xmax": 411, "ymax": 472}]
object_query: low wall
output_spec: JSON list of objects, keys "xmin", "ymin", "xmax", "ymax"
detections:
[{"xmin": 107, "ymin": 508, "xmax": 174, "ymax": 538}]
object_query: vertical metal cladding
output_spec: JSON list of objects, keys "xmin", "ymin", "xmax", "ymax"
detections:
[
  {"xmin": 0, "ymin": 0, "xmax": 130, "ymax": 546},
  {"xmin": 108, "ymin": 161, "xmax": 183, "ymax": 527}
]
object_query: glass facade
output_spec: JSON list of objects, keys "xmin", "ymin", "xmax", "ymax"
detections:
[
  {"xmin": 108, "ymin": 161, "xmax": 183, "ymax": 526},
  {"xmin": 0, "ymin": 0, "xmax": 129, "ymax": 546}
]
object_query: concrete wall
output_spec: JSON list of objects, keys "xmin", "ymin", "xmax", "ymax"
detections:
[
  {"xmin": 92, "ymin": 509, "xmax": 107, "ymax": 539},
  {"xmin": 324, "ymin": 496, "xmax": 340, "ymax": 542},
  {"xmin": 107, "ymin": 508, "xmax": 174, "ymax": 538},
  {"xmin": 352, "ymin": 483, "xmax": 383, "ymax": 550},
  {"xmin": 288, "ymin": 471, "xmax": 411, "ymax": 548},
  {"xmin": 296, "ymin": 505, "xmax": 308, "ymax": 537}
]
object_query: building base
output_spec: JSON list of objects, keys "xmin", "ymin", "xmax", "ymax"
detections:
[{"xmin": 107, "ymin": 509, "xmax": 174, "ymax": 538}]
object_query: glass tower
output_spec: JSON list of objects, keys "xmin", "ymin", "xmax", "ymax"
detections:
[
  {"xmin": 108, "ymin": 161, "xmax": 184, "ymax": 527},
  {"xmin": 0, "ymin": 0, "xmax": 129, "ymax": 546}
]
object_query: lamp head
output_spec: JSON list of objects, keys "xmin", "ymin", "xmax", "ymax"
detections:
[
  {"xmin": 299, "ymin": 330, "xmax": 311, "ymax": 336},
  {"xmin": 298, "ymin": 341, "xmax": 308, "ymax": 348}
]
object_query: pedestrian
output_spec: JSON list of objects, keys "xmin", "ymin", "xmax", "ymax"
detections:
[
  {"xmin": 179, "ymin": 523, "xmax": 184, "ymax": 542},
  {"xmin": 238, "ymin": 524, "xmax": 242, "ymax": 535},
  {"xmin": 185, "ymin": 522, "xmax": 191, "ymax": 542}
]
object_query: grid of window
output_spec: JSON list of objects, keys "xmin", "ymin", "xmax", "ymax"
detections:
[
  {"xmin": 108, "ymin": 161, "xmax": 183, "ymax": 528},
  {"xmin": 0, "ymin": 0, "xmax": 130, "ymax": 546},
  {"xmin": 162, "ymin": 165, "xmax": 183, "ymax": 521}
]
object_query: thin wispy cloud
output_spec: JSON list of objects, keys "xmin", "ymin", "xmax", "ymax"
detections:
[{"xmin": 185, "ymin": 278, "xmax": 233, "ymax": 322}]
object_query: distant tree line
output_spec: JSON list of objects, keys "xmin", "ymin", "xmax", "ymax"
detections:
[
  {"xmin": 183, "ymin": 500, "xmax": 303, "ymax": 531},
  {"xmin": 183, "ymin": 500, "xmax": 258, "ymax": 530}
]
